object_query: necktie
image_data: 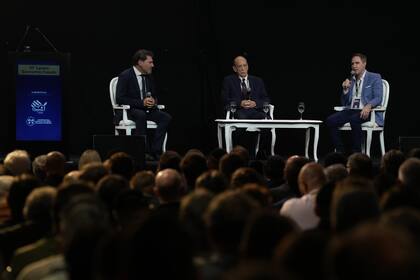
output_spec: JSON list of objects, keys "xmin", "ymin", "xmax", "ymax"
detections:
[
  {"xmin": 355, "ymin": 79, "xmax": 361, "ymax": 97},
  {"xmin": 141, "ymin": 75, "xmax": 147, "ymax": 99},
  {"xmin": 241, "ymin": 78, "xmax": 248, "ymax": 97}
]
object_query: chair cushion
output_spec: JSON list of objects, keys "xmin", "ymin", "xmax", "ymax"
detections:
[
  {"xmin": 341, "ymin": 122, "xmax": 381, "ymax": 128},
  {"xmin": 119, "ymin": 120, "xmax": 136, "ymax": 126}
]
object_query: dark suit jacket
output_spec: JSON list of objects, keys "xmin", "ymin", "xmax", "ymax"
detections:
[
  {"xmin": 221, "ymin": 74, "xmax": 270, "ymax": 109},
  {"xmin": 116, "ymin": 67, "xmax": 157, "ymax": 110}
]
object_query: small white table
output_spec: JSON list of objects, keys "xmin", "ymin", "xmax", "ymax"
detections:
[{"xmin": 215, "ymin": 119, "xmax": 323, "ymax": 161}]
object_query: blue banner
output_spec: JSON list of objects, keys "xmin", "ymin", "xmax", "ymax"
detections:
[{"xmin": 15, "ymin": 60, "xmax": 62, "ymax": 141}]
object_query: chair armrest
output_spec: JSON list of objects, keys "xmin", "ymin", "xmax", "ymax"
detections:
[
  {"xmin": 113, "ymin": 105, "xmax": 130, "ymax": 110},
  {"xmin": 334, "ymin": 106, "xmax": 345, "ymax": 111},
  {"xmin": 371, "ymin": 106, "xmax": 386, "ymax": 112}
]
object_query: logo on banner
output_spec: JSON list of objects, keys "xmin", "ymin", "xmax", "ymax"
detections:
[
  {"xmin": 31, "ymin": 100, "xmax": 48, "ymax": 114},
  {"xmin": 26, "ymin": 116, "xmax": 52, "ymax": 127},
  {"xmin": 26, "ymin": 116, "xmax": 36, "ymax": 126}
]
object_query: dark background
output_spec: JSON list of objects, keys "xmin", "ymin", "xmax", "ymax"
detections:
[{"xmin": 1, "ymin": 1, "xmax": 419, "ymax": 160}]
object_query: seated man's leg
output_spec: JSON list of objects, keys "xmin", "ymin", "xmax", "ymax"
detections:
[
  {"xmin": 326, "ymin": 110, "xmax": 355, "ymax": 153},
  {"xmin": 147, "ymin": 110, "xmax": 172, "ymax": 157},
  {"xmin": 235, "ymin": 109, "xmax": 266, "ymax": 159},
  {"xmin": 348, "ymin": 111, "xmax": 365, "ymax": 153},
  {"xmin": 129, "ymin": 109, "xmax": 147, "ymax": 136}
]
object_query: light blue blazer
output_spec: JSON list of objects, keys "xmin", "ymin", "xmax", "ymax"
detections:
[{"xmin": 341, "ymin": 71, "xmax": 384, "ymax": 126}]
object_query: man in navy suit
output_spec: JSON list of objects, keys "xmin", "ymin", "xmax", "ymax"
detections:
[
  {"xmin": 326, "ymin": 53, "xmax": 383, "ymax": 154},
  {"xmin": 116, "ymin": 49, "xmax": 171, "ymax": 160},
  {"xmin": 221, "ymin": 56, "xmax": 270, "ymax": 157}
]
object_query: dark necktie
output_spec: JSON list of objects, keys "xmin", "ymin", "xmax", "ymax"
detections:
[
  {"xmin": 141, "ymin": 74, "xmax": 147, "ymax": 98},
  {"xmin": 241, "ymin": 78, "xmax": 248, "ymax": 97}
]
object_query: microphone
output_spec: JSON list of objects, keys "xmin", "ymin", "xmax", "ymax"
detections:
[
  {"xmin": 16, "ymin": 25, "xmax": 31, "ymax": 52},
  {"xmin": 34, "ymin": 27, "xmax": 59, "ymax": 52},
  {"xmin": 348, "ymin": 70, "xmax": 356, "ymax": 80}
]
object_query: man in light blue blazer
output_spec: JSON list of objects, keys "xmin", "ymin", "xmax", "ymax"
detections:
[{"xmin": 326, "ymin": 53, "xmax": 383, "ymax": 154}]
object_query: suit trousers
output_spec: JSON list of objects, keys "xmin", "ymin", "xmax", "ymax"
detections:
[
  {"xmin": 129, "ymin": 108, "xmax": 172, "ymax": 155},
  {"xmin": 233, "ymin": 108, "xmax": 267, "ymax": 159},
  {"xmin": 326, "ymin": 109, "xmax": 369, "ymax": 153}
]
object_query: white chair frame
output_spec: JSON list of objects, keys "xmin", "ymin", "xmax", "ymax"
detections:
[
  {"xmin": 109, "ymin": 77, "xmax": 167, "ymax": 152},
  {"xmin": 334, "ymin": 79, "xmax": 389, "ymax": 156}
]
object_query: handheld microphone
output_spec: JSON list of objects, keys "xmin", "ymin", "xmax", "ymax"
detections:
[
  {"xmin": 348, "ymin": 70, "xmax": 356, "ymax": 80},
  {"xmin": 34, "ymin": 27, "xmax": 59, "ymax": 52}
]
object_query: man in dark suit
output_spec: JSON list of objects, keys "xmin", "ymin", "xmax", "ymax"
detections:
[
  {"xmin": 116, "ymin": 49, "xmax": 171, "ymax": 160},
  {"xmin": 221, "ymin": 55, "xmax": 270, "ymax": 158}
]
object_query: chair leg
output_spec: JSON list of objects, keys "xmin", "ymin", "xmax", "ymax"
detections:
[
  {"xmin": 162, "ymin": 133, "xmax": 168, "ymax": 152},
  {"xmin": 380, "ymin": 131, "xmax": 385, "ymax": 156},
  {"xmin": 255, "ymin": 133, "xmax": 261, "ymax": 157},
  {"xmin": 126, "ymin": 129, "xmax": 132, "ymax": 136},
  {"xmin": 271, "ymin": 128, "xmax": 276, "ymax": 156},
  {"xmin": 115, "ymin": 129, "xmax": 119, "ymax": 136},
  {"xmin": 366, "ymin": 130, "xmax": 372, "ymax": 157}
]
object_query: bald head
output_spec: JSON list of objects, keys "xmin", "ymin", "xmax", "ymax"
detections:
[
  {"xmin": 155, "ymin": 168, "xmax": 183, "ymax": 202},
  {"xmin": 233, "ymin": 56, "xmax": 249, "ymax": 78},
  {"xmin": 298, "ymin": 162, "xmax": 326, "ymax": 194},
  {"xmin": 399, "ymin": 158, "xmax": 420, "ymax": 188}
]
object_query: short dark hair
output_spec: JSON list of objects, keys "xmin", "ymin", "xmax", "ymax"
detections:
[
  {"xmin": 132, "ymin": 49, "xmax": 154, "ymax": 66},
  {"xmin": 352, "ymin": 52, "xmax": 367, "ymax": 63}
]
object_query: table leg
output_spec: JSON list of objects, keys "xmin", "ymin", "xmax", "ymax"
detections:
[
  {"xmin": 217, "ymin": 124, "xmax": 223, "ymax": 149},
  {"xmin": 225, "ymin": 125, "xmax": 233, "ymax": 152},
  {"xmin": 313, "ymin": 125, "xmax": 319, "ymax": 162},
  {"xmin": 305, "ymin": 128, "xmax": 310, "ymax": 158}
]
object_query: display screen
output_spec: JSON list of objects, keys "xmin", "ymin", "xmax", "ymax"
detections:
[{"xmin": 15, "ymin": 60, "xmax": 62, "ymax": 141}]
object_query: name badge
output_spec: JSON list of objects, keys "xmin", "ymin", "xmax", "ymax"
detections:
[{"xmin": 351, "ymin": 98, "xmax": 361, "ymax": 109}]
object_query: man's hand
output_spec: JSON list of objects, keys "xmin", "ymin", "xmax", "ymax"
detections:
[
  {"xmin": 360, "ymin": 104, "xmax": 372, "ymax": 119},
  {"xmin": 342, "ymin": 79, "xmax": 351, "ymax": 94},
  {"xmin": 240, "ymin": 100, "xmax": 256, "ymax": 109},
  {"xmin": 143, "ymin": 97, "xmax": 156, "ymax": 108}
]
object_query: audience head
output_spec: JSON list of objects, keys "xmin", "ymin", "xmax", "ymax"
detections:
[
  {"xmin": 346, "ymin": 153, "xmax": 373, "ymax": 178},
  {"xmin": 230, "ymin": 167, "xmax": 267, "ymax": 189},
  {"xmin": 231, "ymin": 145, "xmax": 250, "ymax": 164},
  {"xmin": 7, "ymin": 174, "xmax": 41, "ymax": 223},
  {"xmin": 180, "ymin": 151, "xmax": 208, "ymax": 190},
  {"xmin": 32, "ymin": 154, "xmax": 47, "ymax": 181},
  {"xmin": 45, "ymin": 151, "xmax": 66, "ymax": 176},
  {"xmin": 109, "ymin": 152, "xmax": 134, "ymax": 180},
  {"xmin": 264, "ymin": 155, "xmax": 286, "ymax": 186},
  {"xmin": 195, "ymin": 169, "xmax": 228, "ymax": 194},
  {"xmin": 154, "ymin": 168, "xmax": 184, "ymax": 203},
  {"xmin": 78, "ymin": 149, "xmax": 102, "ymax": 170},
  {"xmin": 331, "ymin": 176, "xmax": 379, "ymax": 232},
  {"xmin": 204, "ymin": 190, "xmax": 261, "ymax": 255},
  {"xmin": 206, "ymin": 147, "xmax": 227, "ymax": 170},
  {"xmin": 327, "ymin": 223, "xmax": 420, "ymax": 280},
  {"xmin": 4, "ymin": 149, "xmax": 31, "ymax": 176},
  {"xmin": 130, "ymin": 170, "xmax": 155, "ymax": 196},
  {"xmin": 79, "ymin": 162, "xmax": 109, "ymax": 185},
  {"xmin": 96, "ymin": 174, "xmax": 129, "ymax": 213},
  {"xmin": 284, "ymin": 155, "xmax": 311, "ymax": 196},
  {"xmin": 408, "ymin": 147, "xmax": 420, "ymax": 159},
  {"xmin": 298, "ymin": 162, "xmax": 326, "ymax": 195},
  {"xmin": 380, "ymin": 149, "xmax": 405, "ymax": 177},
  {"xmin": 23, "ymin": 186, "xmax": 57, "ymax": 232},
  {"xmin": 157, "ymin": 150, "xmax": 181, "ymax": 172},
  {"xmin": 398, "ymin": 157, "xmax": 420, "ymax": 189},
  {"xmin": 219, "ymin": 153, "xmax": 247, "ymax": 182},
  {"xmin": 324, "ymin": 163, "xmax": 348, "ymax": 185}
]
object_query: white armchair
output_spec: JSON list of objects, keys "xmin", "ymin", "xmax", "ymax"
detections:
[
  {"xmin": 109, "ymin": 77, "xmax": 167, "ymax": 152},
  {"xmin": 334, "ymin": 79, "xmax": 389, "ymax": 156},
  {"xmin": 225, "ymin": 104, "xmax": 277, "ymax": 156}
]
